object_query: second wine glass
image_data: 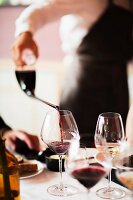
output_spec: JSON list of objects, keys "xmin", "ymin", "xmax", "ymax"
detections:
[
  {"xmin": 65, "ymin": 138, "xmax": 108, "ymax": 198},
  {"xmin": 95, "ymin": 112, "xmax": 126, "ymax": 199},
  {"xmin": 40, "ymin": 109, "xmax": 80, "ymax": 196}
]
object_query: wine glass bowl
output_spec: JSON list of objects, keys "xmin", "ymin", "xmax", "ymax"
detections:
[
  {"xmin": 40, "ymin": 109, "xmax": 80, "ymax": 196},
  {"xmin": 41, "ymin": 110, "xmax": 79, "ymax": 151},
  {"xmin": 95, "ymin": 112, "xmax": 125, "ymax": 157},
  {"xmin": 66, "ymin": 139, "xmax": 108, "ymax": 193}
]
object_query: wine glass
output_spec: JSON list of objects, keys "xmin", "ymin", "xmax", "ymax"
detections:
[
  {"xmin": 40, "ymin": 109, "xmax": 80, "ymax": 196},
  {"xmin": 115, "ymin": 142, "xmax": 133, "ymax": 198},
  {"xmin": 94, "ymin": 112, "xmax": 126, "ymax": 199},
  {"xmin": 65, "ymin": 138, "xmax": 108, "ymax": 197}
]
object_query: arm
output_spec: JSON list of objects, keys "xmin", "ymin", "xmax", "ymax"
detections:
[
  {"xmin": 15, "ymin": 0, "xmax": 108, "ymax": 37},
  {"xmin": 3, "ymin": 129, "xmax": 41, "ymax": 152},
  {"xmin": 0, "ymin": 116, "xmax": 41, "ymax": 151}
]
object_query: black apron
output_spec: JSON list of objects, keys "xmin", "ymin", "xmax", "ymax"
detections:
[{"xmin": 60, "ymin": 2, "xmax": 133, "ymax": 147}]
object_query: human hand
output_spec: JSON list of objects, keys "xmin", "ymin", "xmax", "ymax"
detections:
[
  {"xmin": 3, "ymin": 129, "xmax": 41, "ymax": 152},
  {"xmin": 11, "ymin": 32, "xmax": 38, "ymax": 67}
]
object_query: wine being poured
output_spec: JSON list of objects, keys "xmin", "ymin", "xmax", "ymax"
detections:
[{"xmin": 40, "ymin": 109, "xmax": 80, "ymax": 196}]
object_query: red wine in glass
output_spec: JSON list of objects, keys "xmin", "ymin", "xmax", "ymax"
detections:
[
  {"xmin": 71, "ymin": 166, "xmax": 107, "ymax": 190},
  {"xmin": 46, "ymin": 110, "xmax": 70, "ymax": 156},
  {"xmin": 66, "ymin": 139, "xmax": 108, "ymax": 197},
  {"xmin": 47, "ymin": 141, "xmax": 70, "ymax": 155},
  {"xmin": 15, "ymin": 69, "xmax": 59, "ymax": 110},
  {"xmin": 40, "ymin": 109, "xmax": 80, "ymax": 196}
]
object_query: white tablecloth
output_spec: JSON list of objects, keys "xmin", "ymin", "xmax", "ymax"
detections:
[{"xmin": 20, "ymin": 149, "xmax": 131, "ymax": 200}]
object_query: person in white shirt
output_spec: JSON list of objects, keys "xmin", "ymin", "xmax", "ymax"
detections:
[{"xmin": 11, "ymin": 0, "xmax": 133, "ymax": 146}]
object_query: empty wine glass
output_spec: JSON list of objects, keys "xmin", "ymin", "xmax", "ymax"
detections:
[
  {"xmin": 94, "ymin": 112, "xmax": 126, "ymax": 199},
  {"xmin": 65, "ymin": 138, "xmax": 108, "ymax": 197},
  {"xmin": 40, "ymin": 109, "xmax": 80, "ymax": 196}
]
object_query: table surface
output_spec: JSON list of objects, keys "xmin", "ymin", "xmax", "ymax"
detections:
[{"xmin": 20, "ymin": 149, "xmax": 131, "ymax": 200}]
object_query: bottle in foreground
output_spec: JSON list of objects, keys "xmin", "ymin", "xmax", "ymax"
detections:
[{"xmin": 0, "ymin": 136, "xmax": 20, "ymax": 199}]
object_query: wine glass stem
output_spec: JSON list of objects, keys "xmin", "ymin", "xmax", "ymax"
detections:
[
  {"xmin": 107, "ymin": 168, "xmax": 112, "ymax": 191},
  {"xmin": 59, "ymin": 155, "xmax": 64, "ymax": 190}
]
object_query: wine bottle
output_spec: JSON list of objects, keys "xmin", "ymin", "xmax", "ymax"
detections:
[{"xmin": 0, "ymin": 137, "xmax": 20, "ymax": 199}]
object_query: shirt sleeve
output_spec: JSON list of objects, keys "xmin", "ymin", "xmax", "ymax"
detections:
[
  {"xmin": 15, "ymin": 0, "xmax": 109, "ymax": 37},
  {"xmin": 15, "ymin": 0, "xmax": 81, "ymax": 37}
]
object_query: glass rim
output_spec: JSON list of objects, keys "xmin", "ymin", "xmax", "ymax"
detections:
[
  {"xmin": 99, "ymin": 112, "xmax": 121, "ymax": 118},
  {"xmin": 46, "ymin": 109, "xmax": 72, "ymax": 116}
]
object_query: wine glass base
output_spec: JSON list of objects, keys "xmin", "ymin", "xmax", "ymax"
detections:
[
  {"xmin": 96, "ymin": 187, "xmax": 126, "ymax": 199},
  {"xmin": 47, "ymin": 184, "xmax": 79, "ymax": 196}
]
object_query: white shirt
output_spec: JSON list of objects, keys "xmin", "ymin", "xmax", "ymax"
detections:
[{"xmin": 15, "ymin": 0, "xmax": 109, "ymax": 50}]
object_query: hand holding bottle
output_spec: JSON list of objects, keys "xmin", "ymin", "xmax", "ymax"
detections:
[{"xmin": 11, "ymin": 31, "xmax": 38, "ymax": 67}]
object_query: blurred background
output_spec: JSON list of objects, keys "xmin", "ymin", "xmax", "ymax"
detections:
[{"xmin": 0, "ymin": 0, "xmax": 133, "ymax": 136}]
